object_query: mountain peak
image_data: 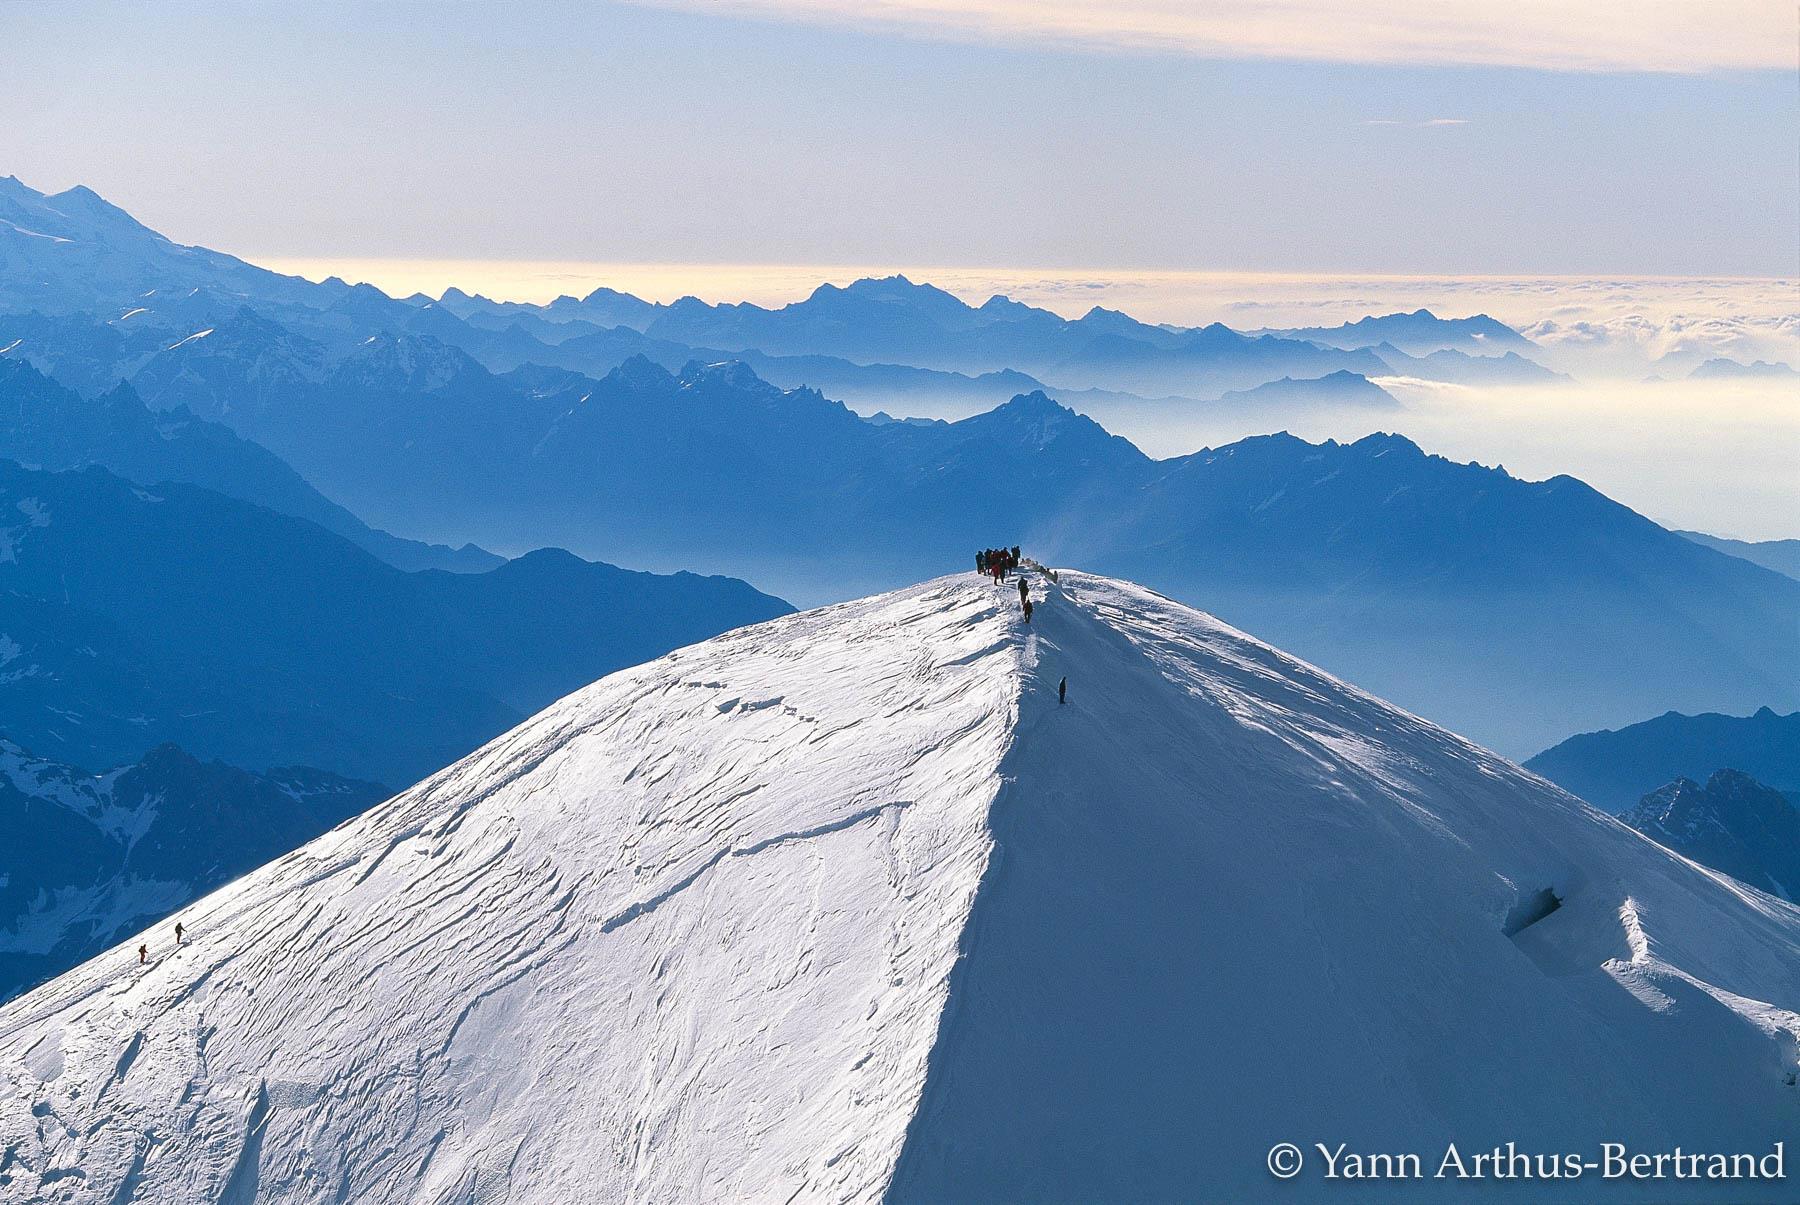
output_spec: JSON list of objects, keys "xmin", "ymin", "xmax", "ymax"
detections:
[
  {"xmin": 842, "ymin": 273, "xmax": 919, "ymax": 293},
  {"xmin": 996, "ymin": 388, "xmax": 1065, "ymax": 414},
  {"xmin": 603, "ymin": 352, "xmax": 677, "ymax": 391},
  {"xmin": 957, "ymin": 390, "xmax": 1133, "ymax": 456},
  {"xmin": 0, "ymin": 175, "xmax": 44, "ymax": 204},
  {"xmin": 977, "ymin": 294, "xmax": 1036, "ymax": 316},
  {"xmin": 334, "ymin": 331, "xmax": 479, "ymax": 391},
  {"xmin": 1348, "ymin": 430, "xmax": 1424, "ymax": 457},
  {"xmin": 43, "ymin": 184, "xmax": 159, "ymax": 237},
  {"xmin": 807, "ymin": 275, "xmax": 970, "ymax": 316},
  {"xmin": 4, "ymin": 572, "xmax": 1797, "ymax": 1199},
  {"xmin": 1625, "ymin": 768, "xmax": 1800, "ymax": 900},
  {"xmin": 677, "ymin": 358, "xmax": 767, "ymax": 392}
]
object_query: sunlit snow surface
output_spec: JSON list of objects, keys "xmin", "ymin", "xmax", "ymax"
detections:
[{"xmin": 1, "ymin": 574, "xmax": 1796, "ymax": 1202}]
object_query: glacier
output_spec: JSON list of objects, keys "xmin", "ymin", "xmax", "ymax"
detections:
[{"xmin": 0, "ymin": 572, "xmax": 1796, "ymax": 1202}]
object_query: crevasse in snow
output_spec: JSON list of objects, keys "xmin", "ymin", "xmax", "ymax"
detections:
[{"xmin": 1, "ymin": 572, "xmax": 1796, "ymax": 1203}]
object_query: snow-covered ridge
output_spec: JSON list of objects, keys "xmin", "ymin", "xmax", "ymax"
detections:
[
  {"xmin": 0, "ymin": 580, "xmax": 1018, "ymax": 1201},
  {"xmin": 1, "ymin": 573, "xmax": 1797, "ymax": 1202}
]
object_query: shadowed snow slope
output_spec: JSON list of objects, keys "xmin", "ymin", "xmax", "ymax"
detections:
[{"xmin": 1, "ymin": 574, "xmax": 1797, "ymax": 1203}]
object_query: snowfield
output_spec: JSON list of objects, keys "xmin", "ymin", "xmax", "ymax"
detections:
[{"xmin": 1, "ymin": 572, "xmax": 1796, "ymax": 1202}]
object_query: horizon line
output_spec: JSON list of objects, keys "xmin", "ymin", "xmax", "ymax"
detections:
[{"xmin": 250, "ymin": 256, "xmax": 1797, "ymax": 311}]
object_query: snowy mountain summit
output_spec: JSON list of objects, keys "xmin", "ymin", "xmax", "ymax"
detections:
[{"xmin": 1, "ymin": 573, "xmax": 1797, "ymax": 1202}]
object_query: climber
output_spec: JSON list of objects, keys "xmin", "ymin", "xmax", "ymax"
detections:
[
  {"xmin": 1023, "ymin": 599, "xmax": 1034, "ymax": 623},
  {"xmin": 976, "ymin": 550, "xmax": 987, "ymax": 575},
  {"xmin": 138, "ymin": 944, "xmax": 147, "ymax": 965},
  {"xmin": 1017, "ymin": 578, "xmax": 1029, "ymax": 604},
  {"xmin": 175, "ymin": 922, "xmax": 185, "ymax": 943},
  {"xmin": 1058, "ymin": 676, "xmax": 1067, "ymax": 705}
]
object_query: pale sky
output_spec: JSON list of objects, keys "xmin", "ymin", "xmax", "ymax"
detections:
[{"xmin": 2, "ymin": 0, "xmax": 1794, "ymax": 277}]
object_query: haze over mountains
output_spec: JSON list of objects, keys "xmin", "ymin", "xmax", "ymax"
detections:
[
  {"xmin": 91, "ymin": 333, "xmax": 1800, "ymax": 756},
  {"xmin": 1677, "ymin": 531, "xmax": 1800, "ymax": 582},
  {"xmin": 1527, "ymin": 708, "xmax": 1800, "ymax": 813},
  {"xmin": 0, "ymin": 358, "xmax": 499, "ymax": 572},
  {"xmin": 1526, "ymin": 708, "xmax": 1800, "ymax": 901},
  {"xmin": 0, "ymin": 456, "xmax": 790, "ymax": 784},
  {"xmin": 1256, "ymin": 309, "xmax": 1539, "ymax": 356},
  {"xmin": 2, "ymin": 174, "xmax": 1796, "ymax": 759},
  {"xmin": 0, "ymin": 174, "xmax": 1564, "ymax": 401}
]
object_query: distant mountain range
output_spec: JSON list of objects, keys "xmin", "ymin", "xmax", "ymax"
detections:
[
  {"xmin": 1208, "ymin": 369, "xmax": 1399, "ymax": 410},
  {"xmin": 1678, "ymin": 531, "xmax": 1800, "ymax": 581},
  {"xmin": 0, "ymin": 738, "xmax": 386, "ymax": 1002},
  {"xmin": 609, "ymin": 277, "xmax": 1410, "ymax": 397},
  {"xmin": 1688, "ymin": 357, "xmax": 1797, "ymax": 380},
  {"xmin": 2, "ymin": 174, "xmax": 1792, "ymax": 760},
  {"xmin": 0, "ymin": 358, "xmax": 498, "ymax": 572},
  {"xmin": 1362, "ymin": 342, "xmax": 1568, "ymax": 385},
  {"xmin": 1257, "ymin": 309, "xmax": 1539, "ymax": 357},
  {"xmin": 0, "ymin": 176, "xmax": 1560, "ymax": 404},
  {"xmin": 100, "ymin": 329, "xmax": 1800, "ymax": 755},
  {"xmin": 1526, "ymin": 707, "xmax": 1800, "ymax": 812},
  {"xmin": 0, "ymin": 457, "xmax": 792, "ymax": 784},
  {"xmin": 1623, "ymin": 769, "xmax": 1800, "ymax": 902}
]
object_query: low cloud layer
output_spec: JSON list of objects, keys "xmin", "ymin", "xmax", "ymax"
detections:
[{"xmin": 635, "ymin": 0, "xmax": 1787, "ymax": 72}]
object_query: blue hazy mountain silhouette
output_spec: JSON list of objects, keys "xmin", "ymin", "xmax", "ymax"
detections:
[
  {"xmin": 1677, "ymin": 530, "xmax": 1800, "ymax": 581},
  {"xmin": 1362, "ymin": 342, "xmax": 1569, "ymax": 384},
  {"xmin": 1622, "ymin": 770, "xmax": 1800, "ymax": 901},
  {"xmin": 1, "ymin": 177, "xmax": 1560, "ymax": 402},
  {"xmin": 117, "ymin": 334, "xmax": 1799, "ymax": 755},
  {"xmin": 444, "ymin": 277, "xmax": 1412, "ymax": 398},
  {"xmin": 1526, "ymin": 707, "xmax": 1800, "ymax": 812},
  {"xmin": 1208, "ymin": 369, "xmax": 1399, "ymax": 409},
  {"xmin": 1262, "ymin": 309, "xmax": 1538, "ymax": 356},
  {"xmin": 0, "ymin": 738, "xmax": 387, "ymax": 1003},
  {"xmin": 1688, "ymin": 357, "xmax": 1798, "ymax": 380},
  {"xmin": 0, "ymin": 458, "xmax": 792, "ymax": 783},
  {"xmin": 5, "ymin": 178, "xmax": 1792, "ymax": 757},
  {"xmin": 439, "ymin": 285, "xmax": 656, "ymax": 332},
  {"xmin": 0, "ymin": 358, "xmax": 499, "ymax": 572},
  {"xmin": 462, "ymin": 292, "xmax": 1556, "ymax": 393}
]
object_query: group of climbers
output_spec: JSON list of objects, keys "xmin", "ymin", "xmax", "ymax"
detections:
[
  {"xmin": 972, "ymin": 546, "xmax": 1065, "ymax": 701},
  {"xmin": 975, "ymin": 544, "xmax": 1039, "ymax": 623},
  {"xmin": 975, "ymin": 546, "xmax": 1021, "ymax": 583}
]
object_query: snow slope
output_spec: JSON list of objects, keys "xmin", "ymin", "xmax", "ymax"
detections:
[{"xmin": 1, "ymin": 573, "xmax": 1797, "ymax": 1202}]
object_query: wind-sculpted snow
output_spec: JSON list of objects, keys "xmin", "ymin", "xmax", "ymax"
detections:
[
  {"xmin": 0, "ymin": 582, "xmax": 1017, "ymax": 1202},
  {"xmin": 2, "ymin": 574, "xmax": 1798, "ymax": 1202}
]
